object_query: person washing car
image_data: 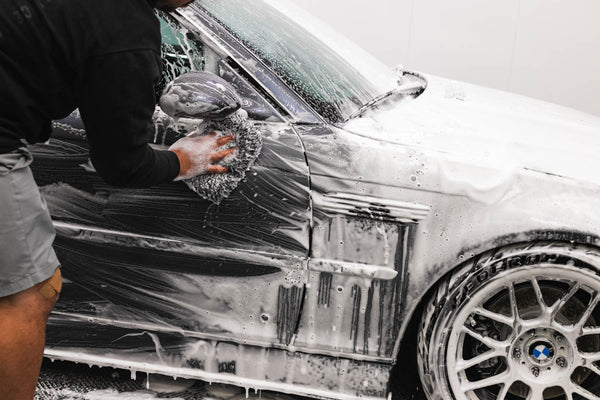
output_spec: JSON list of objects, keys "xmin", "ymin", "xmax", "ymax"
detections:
[{"xmin": 0, "ymin": 0, "xmax": 232, "ymax": 398}]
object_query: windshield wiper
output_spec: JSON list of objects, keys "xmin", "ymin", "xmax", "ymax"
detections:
[{"xmin": 346, "ymin": 79, "xmax": 426, "ymax": 121}]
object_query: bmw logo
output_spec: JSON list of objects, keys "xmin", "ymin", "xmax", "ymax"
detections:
[
  {"xmin": 530, "ymin": 341, "xmax": 554, "ymax": 362},
  {"xmin": 533, "ymin": 344, "xmax": 550, "ymax": 360}
]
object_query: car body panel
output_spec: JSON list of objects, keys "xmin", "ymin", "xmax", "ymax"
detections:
[
  {"xmin": 33, "ymin": 118, "xmax": 311, "ymax": 349},
  {"xmin": 343, "ymin": 74, "xmax": 600, "ymax": 186},
  {"xmin": 296, "ymin": 89, "xmax": 600, "ymax": 357}
]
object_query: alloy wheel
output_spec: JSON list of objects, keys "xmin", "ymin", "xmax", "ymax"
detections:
[{"xmin": 446, "ymin": 267, "xmax": 600, "ymax": 400}]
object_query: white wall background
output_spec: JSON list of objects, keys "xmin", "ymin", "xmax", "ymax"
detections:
[{"xmin": 292, "ymin": 0, "xmax": 600, "ymax": 117}]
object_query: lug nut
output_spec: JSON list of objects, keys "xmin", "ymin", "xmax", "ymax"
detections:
[
  {"xmin": 513, "ymin": 348, "xmax": 522, "ymax": 359},
  {"xmin": 531, "ymin": 367, "xmax": 540, "ymax": 377},
  {"xmin": 553, "ymin": 332, "xmax": 564, "ymax": 343},
  {"xmin": 556, "ymin": 357, "xmax": 567, "ymax": 368}
]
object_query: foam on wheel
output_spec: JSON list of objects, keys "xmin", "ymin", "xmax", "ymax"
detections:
[{"xmin": 417, "ymin": 242, "xmax": 600, "ymax": 400}]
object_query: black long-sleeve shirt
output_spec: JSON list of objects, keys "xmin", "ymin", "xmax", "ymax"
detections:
[{"xmin": 0, "ymin": 0, "xmax": 180, "ymax": 187}]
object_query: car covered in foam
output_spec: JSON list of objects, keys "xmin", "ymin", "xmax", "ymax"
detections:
[{"xmin": 33, "ymin": 1, "xmax": 600, "ymax": 400}]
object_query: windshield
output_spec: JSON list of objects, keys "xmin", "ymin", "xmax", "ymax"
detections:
[{"xmin": 193, "ymin": 0, "xmax": 396, "ymax": 122}]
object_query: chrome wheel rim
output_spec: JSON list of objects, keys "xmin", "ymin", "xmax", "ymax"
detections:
[{"xmin": 447, "ymin": 266, "xmax": 600, "ymax": 400}]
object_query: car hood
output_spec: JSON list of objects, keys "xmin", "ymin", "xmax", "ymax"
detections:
[{"xmin": 343, "ymin": 74, "xmax": 600, "ymax": 185}]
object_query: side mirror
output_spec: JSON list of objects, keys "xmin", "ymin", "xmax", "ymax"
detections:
[{"xmin": 159, "ymin": 72, "xmax": 242, "ymax": 120}]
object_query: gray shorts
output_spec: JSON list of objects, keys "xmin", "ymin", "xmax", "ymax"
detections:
[{"xmin": 0, "ymin": 147, "xmax": 60, "ymax": 297}]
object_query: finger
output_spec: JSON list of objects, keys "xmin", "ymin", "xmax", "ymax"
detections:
[
  {"xmin": 192, "ymin": 131, "xmax": 217, "ymax": 140},
  {"xmin": 207, "ymin": 165, "xmax": 228, "ymax": 174},
  {"xmin": 210, "ymin": 148, "xmax": 236, "ymax": 162},
  {"xmin": 215, "ymin": 134, "xmax": 235, "ymax": 147},
  {"xmin": 187, "ymin": 131, "xmax": 218, "ymax": 143}
]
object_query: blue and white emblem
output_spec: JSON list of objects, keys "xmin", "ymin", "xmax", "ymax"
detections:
[{"xmin": 533, "ymin": 344, "xmax": 550, "ymax": 361}]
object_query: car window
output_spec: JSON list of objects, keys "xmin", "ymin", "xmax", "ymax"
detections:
[
  {"xmin": 155, "ymin": 12, "xmax": 208, "ymax": 100},
  {"xmin": 194, "ymin": 0, "xmax": 389, "ymax": 123}
]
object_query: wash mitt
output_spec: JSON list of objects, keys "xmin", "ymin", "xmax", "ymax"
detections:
[{"xmin": 182, "ymin": 109, "xmax": 262, "ymax": 204}]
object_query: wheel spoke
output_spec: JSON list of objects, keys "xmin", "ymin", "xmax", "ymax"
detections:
[
  {"xmin": 582, "ymin": 326, "xmax": 600, "ymax": 335},
  {"xmin": 530, "ymin": 278, "xmax": 546, "ymax": 312},
  {"xmin": 473, "ymin": 306, "xmax": 515, "ymax": 327},
  {"xmin": 496, "ymin": 380, "xmax": 513, "ymax": 400},
  {"xmin": 565, "ymin": 389, "xmax": 574, "ymax": 400},
  {"xmin": 587, "ymin": 361, "xmax": 600, "ymax": 377},
  {"xmin": 575, "ymin": 291, "xmax": 600, "ymax": 331},
  {"xmin": 456, "ymin": 349, "xmax": 501, "ymax": 372},
  {"xmin": 462, "ymin": 326, "xmax": 509, "ymax": 351},
  {"xmin": 550, "ymin": 282, "xmax": 580, "ymax": 321},
  {"xmin": 508, "ymin": 283, "xmax": 520, "ymax": 321},
  {"xmin": 572, "ymin": 383, "xmax": 600, "ymax": 400},
  {"xmin": 461, "ymin": 372, "xmax": 510, "ymax": 392},
  {"xmin": 581, "ymin": 351, "xmax": 600, "ymax": 363},
  {"xmin": 526, "ymin": 385, "xmax": 544, "ymax": 400}
]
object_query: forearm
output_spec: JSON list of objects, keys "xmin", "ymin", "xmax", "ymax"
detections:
[{"xmin": 90, "ymin": 143, "xmax": 180, "ymax": 187}]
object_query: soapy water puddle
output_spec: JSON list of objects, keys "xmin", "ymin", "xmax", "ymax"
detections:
[{"xmin": 35, "ymin": 360, "xmax": 303, "ymax": 400}]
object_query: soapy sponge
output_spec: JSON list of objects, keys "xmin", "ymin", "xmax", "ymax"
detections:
[{"xmin": 181, "ymin": 109, "xmax": 262, "ymax": 204}]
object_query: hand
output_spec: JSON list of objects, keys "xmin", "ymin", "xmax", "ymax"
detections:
[{"xmin": 169, "ymin": 132, "xmax": 236, "ymax": 181}]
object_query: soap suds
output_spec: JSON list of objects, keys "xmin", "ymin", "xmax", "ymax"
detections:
[{"xmin": 182, "ymin": 109, "xmax": 263, "ymax": 204}]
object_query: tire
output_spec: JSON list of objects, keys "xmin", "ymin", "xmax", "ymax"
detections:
[{"xmin": 417, "ymin": 242, "xmax": 600, "ymax": 400}]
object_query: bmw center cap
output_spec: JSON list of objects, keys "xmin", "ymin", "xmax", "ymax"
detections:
[
  {"xmin": 533, "ymin": 344, "xmax": 550, "ymax": 360},
  {"xmin": 531, "ymin": 342, "xmax": 554, "ymax": 362}
]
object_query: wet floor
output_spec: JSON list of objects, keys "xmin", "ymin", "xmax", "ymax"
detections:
[{"xmin": 35, "ymin": 359, "xmax": 304, "ymax": 400}]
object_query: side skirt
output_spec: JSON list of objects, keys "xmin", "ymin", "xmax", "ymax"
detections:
[{"xmin": 45, "ymin": 341, "xmax": 391, "ymax": 400}]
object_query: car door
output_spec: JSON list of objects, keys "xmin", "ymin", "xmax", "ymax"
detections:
[{"xmin": 35, "ymin": 13, "xmax": 310, "ymax": 350}]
